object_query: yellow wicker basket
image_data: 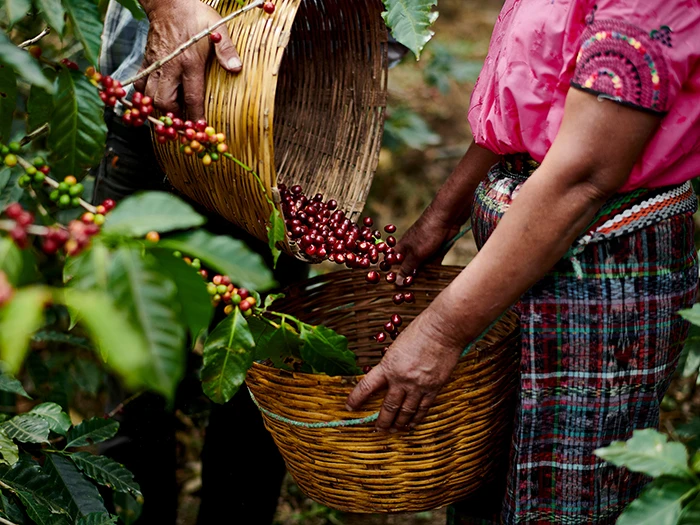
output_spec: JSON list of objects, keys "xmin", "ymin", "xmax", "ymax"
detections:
[
  {"xmin": 153, "ymin": 0, "xmax": 389, "ymax": 258},
  {"xmin": 246, "ymin": 265, "xmax": 520, "ymax": 513}
]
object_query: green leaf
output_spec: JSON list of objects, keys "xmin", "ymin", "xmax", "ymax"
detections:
[
  {"xmin": 78, "ymin": 513, "xmax": 118, "ymax": 525},
  {"xmin": 0, "ymin": 66, "xmax": 16, "ymax": 142},
  {"xmin": 679, "ymin": 493, "xmax": 700, "ymax": 524},
  {"xmin": 680, "ymin": 304, "xmax": 700, "ymax": 328},
  {"xmin": 595, "ymin": 428, "xmax": 692, "ymax": 479},
  {"xmin": 114, "ymin": 0, "xmax": 144, "ymax": 19},
  {"xmin": 0, "ymin": 459, "xmax": 70, "ymax": 524},
  {"xmin": 103, "ymin": 192, "xmax": 205, "ymax": 237},
  {"xmin": 69, "ymin": 452, "xmax": 141, "ymax": 496},
  {"xmin": 159, "ymin": 230, "xmax": 275, "ymax": 291},
  {"xmin": 0, "ymin": 286, "xmax": 51, "ymax": 375},
  {"xmin": 65, "ymin": 418, "xmax": 119, "ymax": 449},
  {"xmin": 112, "ymin": 491, "xmax": 141, "ymax": 525},
  {"xmin": 382, "ymin": 0, "xmax": 438, "ymax": 59},
  {"xmin": 0, "ymin": 491, "xmax": 26, "ymax": 524},
  {"xmin": 150, "ymin": 249, "xmax": 213, "ymax": 339},
  {"xmin": 0, "ymin": 372, "xmax": 30, "ymax": 399},
  {"xmin": 35, "ymin": 0, "xmax": 65, "ymax": 34},
  {"xmin": 43, "ymin": 454, "xmax": 107, "ymax": 518},
  {"xmin": 48, "ymin": 69, "xmax": 106, "ymax": 180},
  {"xmin": 254, "ymin": 324, "xmax": 300, "ymax": 368},
  {"xmin": 0, "ymin": 429, "xmax": 19, "ymax": 466},
  {"xmin": 617, "ymin": 478, "xmax": 694, "ymax": 525},
  {"xmin": 0, "ymin": 238, "xmax": 22, "ymax": 286},
  {"xmin": 61, "ymin": 289, "xmax": 151, "ymax": 391},
  {"xmin": 107, "ymin": 248, "xmax": 186, "ymax": 399},
  {"xmin": 267, "ymin": 207, "xmax": 285, "ymax": 269},
  {"xmin": 0, "ymin": 33, "xmax": 55, "ymax": 92},
  {"xmin": 299, "ymin": 324, "xmax": 360, "ymax": 376},
  {"xmin": 30, "ymin": 402, "xmax": 71, "ymax": 435},
  {"xmin": 681, "ymin": 324, "xmax": 700, "ymax": 378},
  {"xmin": 383, "ymin": 105, "xmax": 440, "ymax": 151},
  {"xmin": 63, "ymin": 0, "xmax": 103, "ymax": 64},
  {"xmin": 4, "ymin": 0, "xmax": 31, "ymax": 25},
  {"xmin": 1, "ymin": 414, "xmax": 49, "ymax": 443},
  {"xmin": 64, "ymin": 242, "xmax": 112, "ymax": 291},
  {"xmin": 263, "ymin": 293, "xmax": 284, "ymax": 310},
  {"xmin": 27, "ymin": 74, "xmax": 56, "ymax": 131},
  {"xmin": 201, "ymin": 309, "xmax": 255, "ymax": 404},
  {"xmin": 31, "ymin": 330, "xmax": 93, "ymax": 350}
]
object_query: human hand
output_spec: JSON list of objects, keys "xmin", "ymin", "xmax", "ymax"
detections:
[
  {"xmin": 135, "ymin": 0, "xmax": 242, "ymax": 120},
  {"xmin": 395, "ymin": 206, "xmax": 461, "ymax": 285},
  {"xmin": 345, "ymin": 310, "xmax": 462, "ymax": 432}
]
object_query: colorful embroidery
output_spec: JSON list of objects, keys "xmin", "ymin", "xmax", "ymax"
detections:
[
  {"xmin": 650, "ymin": 25, "xmax": 673, "ymax": 48},
  {"xmin": 571, "ymin": 20, "xmax": 670, "ymax": 113}
]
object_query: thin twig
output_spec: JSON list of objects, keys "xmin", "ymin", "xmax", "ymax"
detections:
[
  {"xmin": 0, "ymin": 514, "xmax": 19, "ymax": 525},
  {"xmin": 20, "ymin": 123, "xmax": 49, "ymax": 146},
  {"xmin": 18, "ymin": 27, "xmax": 50, "ymax": 49},
  {"xmin": 0, "ymin": 219, "xmax": 50, "ymax": 235},
  {"xmin": 107, "ymin": 391, "xmax": 144, "ymax": 418},
  {"xmin": 122, "ymin": 0, "xmax": 265, "ymax": 87}
]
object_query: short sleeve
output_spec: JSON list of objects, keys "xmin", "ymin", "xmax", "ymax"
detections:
[{"xmin": 570, "ymin": 1, "xmax": 700, "ymax": 115}]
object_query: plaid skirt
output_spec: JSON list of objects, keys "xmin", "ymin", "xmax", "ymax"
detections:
[{"xmin": 449, "ymin": 162, "xmax": 699, "ymax": 525}]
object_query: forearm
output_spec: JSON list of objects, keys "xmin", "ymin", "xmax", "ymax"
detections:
[{"xmin": 428, "ymin": 142, "xmax": 498, "ymax": 226}]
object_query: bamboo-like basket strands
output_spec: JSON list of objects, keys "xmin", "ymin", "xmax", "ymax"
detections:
[
  {"xmin": 247, "ymin": 265, "xmax": 521, "ymax": 513},
  {"xmin": 153, "ymin": 0, "xmax": 389, "ymax": 259}
]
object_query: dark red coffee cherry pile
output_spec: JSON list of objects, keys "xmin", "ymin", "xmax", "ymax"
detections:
[{"xmin": 3, "ymin": 203, "xmax": 35, "ymax": 249}]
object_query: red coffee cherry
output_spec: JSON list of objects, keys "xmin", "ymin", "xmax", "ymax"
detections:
[{"xmin": 209, "ymin": 32, "xmax": 222, "ymax": 43}]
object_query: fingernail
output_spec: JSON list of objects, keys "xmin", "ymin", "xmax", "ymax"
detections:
[
  {"xmin": 227, "ymin": 57, "xmax": 242, "ymax": 70},
  {"xmin": 345, "ymin": 404, "xmax": 353, "ymax": 412},
  {"xmin": 395, "ymin": 276, "xmax": 405, "ymax": 286}
]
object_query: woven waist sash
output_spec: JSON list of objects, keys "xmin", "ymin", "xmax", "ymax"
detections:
[{"xmin": 499, "ymin": 153, "xmax": 698, "ymax": 274}]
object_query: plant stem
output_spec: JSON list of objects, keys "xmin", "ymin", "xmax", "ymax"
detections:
[
  {"xmin": 0, "ymin": 219, "xmax": 50, "ymax": 235},
  {"xmin": 18, "ymin": 27, "xmax": 50, "ymax": 48},
  {"xmin": 0, "ymin": 514, "xmax": 19, "ymax": 525},
  {"xmin": 20, "ymin": 123, "xmax": 49, "ymax": 147},
  {"xmin": 122, "ymin": 0, "xmax": 265, "ymax": 87},
  {"xmin": 107, "ymin": 391, "xmax": 144, "ymax": 418}
]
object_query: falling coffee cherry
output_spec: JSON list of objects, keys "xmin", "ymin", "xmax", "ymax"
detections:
[
  {"xmin": 362, "ymin": 365, "xmax": 372, "ymax": 374},
  {"xmin": 366, "ymin": 270, "xmax": 380, "ymax": 284},
  {"xmin": 384, "ymin": 224, "xmax": 396, "ymax": 233},
  {"xmin": 375, "ymin": 332, "xmax": 387, "ymax": 343},
  {"xmin": 263, "ymin": 1, "xmax": 275, "ymax": 14},
  {"xmin": 404, "ymin": 292, "xmax": 415, "ymax": 303},
  {"xmin": 391, "ymin": 314, "xmax": 402, "ymax": 327},
  {"xmin": 393, "ymin": 293, "xmax": 404, "ymax": 305}
]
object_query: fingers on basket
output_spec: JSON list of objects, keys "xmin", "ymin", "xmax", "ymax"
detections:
[
  {"xmin": 391, "ymin": 392, "xmax": 423, "ymax": 430},
  {"xmin": 345, "ymin": 367, "xmax": 387, "ymax": 412},
  {"xmin": 375, "ymin": 387, "xmax": 406, "ymax": 433},
  {"xmin": 215, "ymin": 33, "xmax": 242, "ymax": 72},
  {"xmin": 409, "ymin": 392, "xmax": 438, "ymax": 429}
]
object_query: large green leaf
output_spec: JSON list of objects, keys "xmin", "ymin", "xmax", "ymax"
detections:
[
  {"xmin": 63, "ymin": 0, "xmax": 103, "ymax": 64},
  {"xmin": 0, "ymin": 459, "xmax": 70, "ymax": 524},
  {"xmin": 150, "ymin": 249, "xmax": 213, "ymax": 339},
  {"xmin": 159, "ymin": 230, "xmax": 275, "ymax": 291},
  {"xmin": 0, "ymin": 286, "xmax": 51, "ymax": 374},
  {"xmin": 680, "ymin": 323, "xmax": 700, "ymax": 379},
  {"xmin": 103, "ymin": 192, "xmax": 205, "ymax": 237},
  {"xmin": 107, "ymin": 248, "xmax": 186, "ymax": 399},
  {"xmin": 65, "ymin": 418, "xmax": 119, "ymax": 449},
  {"xmin": 595, "ymin": 429, "xmax": 692, "ymax": 479},
  {"xmin": 0, "ymin": 67, "xmax": 16, "ymax": 143},
  {"xmin": 70, "ymin": 452, "xmax": 141, "ymax": 496},
  {"xmin": 382, "ymin": 0, "xmax": 438, "ymax": 59},
  {"xmin": 43, "ymin": 454, "xmax": 107, "ymax": 518},
  {"xmin": 0, "ymin": 429, "xmax": 18, "ymax": 466},
  {"xmin": 1, "ymin": 414, "xmax": 50, "ymax": 443},
  {"xmin": 680, "ymin": 304, "xmax": 700, "ymax": 327},
  {"xmin": 0, "ymin": 372, "xmax": 30, "ymax": 399},
  {"xmin": 299, "ymin": 324, "xmax": 360, "ymax": 376},
  {"xmin": 27, "ymin": 80, "xmax": 56, "ymax": 131},
  {"xmin": 114, "ymin": 0, "xmax": 144, "ymax": 19},
  {"xmin": 617, "ymin": 478, "xmax": 694, "ymax": 525},
  {"xmin": 113, "ymin": 491, "xmax": 142, "ymax": 525},
  {"xmin": 253, "ymin": 323, "xmax": 299, "ymax": 368},
  {"xmin": 0, "ymin": 33, "xmax": 55, "ymax": 92},
  {"xmin": 30, "ymin": 402, "xmax": 71, "ymax": 435},
  {"xmin": 64, "ymin": 243, "xmax": 112, "ymax": 291},
  {"xmin": 4, "ymin": 0, "xmax": 31, "ymax": 25},
  {"xmin": 78, "ymin": 513, "xmax": 118, "ymax": 525},
  {"xmin": 0, "ymin": 238, "xmax": 22, "ymax": 286},
  {"xmin": 201, "ymin": 309, "xmax": 255, "ymax": 404},
  {"xmin": 61, "ymin": 289, "xmax": 151, "ymax": 391},
  {"xmin": 267, "ymin": 207, "xmax": 285, "ymax": 269},
  {"xmin": 35, "ymin": 0, "xmax": 65, "ymax": 34},
  {"xmin": 679, "ymin": 493, "xmax": 700, "ymax": 524},
  {"xmin": 0, "ymin": 491, "xmax": 26, "ymax": 524},
  {"xmin": 48, "ymin": 69, "xmax": 106, "ymax": 180}
]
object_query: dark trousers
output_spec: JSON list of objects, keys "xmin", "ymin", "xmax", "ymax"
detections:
[{"xmin": 95, "ymin": 110, "xmax": 306, "ymax": 524}]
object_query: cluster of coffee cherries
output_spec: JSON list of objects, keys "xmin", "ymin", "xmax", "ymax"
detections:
[
  {"xmin": 16, "ymin": 155, "xmax": 51, "ymax": 187},
  {"xmin": 205, "ymin": 274, "xmax": 256, "ymax": 317},
  {"xmin": 2, "ymin": 142, "xmax": 23, "ymax": 169},
  {"xmin": 279, "ymin": 184, "xmax": 404, "ymax": 272},
  {"xmin": 63, "ymin": 219, "xmax": 100, "ymax": 256},
  {"xmin": 167, "ymin": 118, "xmax": 228, "ymax": 167},
  {"xmin": 46, "ymin": 175, "xmax": 85, "ymax": 209},
  {"xmin": 81, "ymin": 198, "xmax": 115, "ymax": 227},
  {"xmin": 86, "ymin": 68, "xmax": 130, "ymax": 110},
  {"xmin": 3, "ymin": 203, "xmax": 36, "ymax": 249},
  {"xmin": 121, "ymin": 91, "xmax": 154, "ymax": 128}
]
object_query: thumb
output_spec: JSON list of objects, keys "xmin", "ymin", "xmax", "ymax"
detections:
[
  {"xmin": 346, "ymin": 366, "xmax": 388, "ymax": 411},
  {"xmin": 214, "ymin": 31, "xmax": 242, "ymax": 73}
]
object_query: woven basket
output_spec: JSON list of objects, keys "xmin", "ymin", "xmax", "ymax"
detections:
[
  {"xmin": 246, "ymin": 265, "xmax": 521, "ymax": 513},
  {"xmin": 153, "ymin": 0, "xmax": 389, "ymax": 258}
]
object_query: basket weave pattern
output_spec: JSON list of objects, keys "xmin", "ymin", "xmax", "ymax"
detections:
[
  {"xmin": 153, "ymin": 0, "xmax": 388, "ymax": 257},
  {"xmin": 247, "ymin": 265, "xmax": 521, "ymax": 513}
]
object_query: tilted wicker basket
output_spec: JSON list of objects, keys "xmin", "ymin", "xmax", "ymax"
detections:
[
  {"xmin": 246, "ymin": 265, "xmax": 520, "ymax": 513},
  {"xmin": 153, "ymin": 0, "xmax": 389, "ymax": 258}
]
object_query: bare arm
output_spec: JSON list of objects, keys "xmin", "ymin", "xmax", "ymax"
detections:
[{"xmin": 347, "ymin": 89, "xmax": 661, "ymax": 431}]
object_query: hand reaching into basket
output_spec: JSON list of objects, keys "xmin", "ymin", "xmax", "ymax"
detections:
[
  {"xmin": 135, "ymin": 0, "xmax": 243, "ymax": 120},
  {"xmin": 346, "ymin": 309, "xmax": 462, "ymax": 432}
]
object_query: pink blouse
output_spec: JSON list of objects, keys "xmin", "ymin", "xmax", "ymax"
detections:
[{"xmin": 468, "ymin": 0, "xmax": 700, "ymax": 191}]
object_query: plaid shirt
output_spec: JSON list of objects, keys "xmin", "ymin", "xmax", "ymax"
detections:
[{"xmin": 99, "ymin": 0, "xmax": 408, "ymax": 99}]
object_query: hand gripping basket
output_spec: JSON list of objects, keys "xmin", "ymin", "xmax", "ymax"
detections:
[
  {"xmin": 246, "ymin": 265, "xmax": 521, "ymax": 513},
  {"xmin": 153, "ymin": 0, "xmax": 389, "ymax": 258}
]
